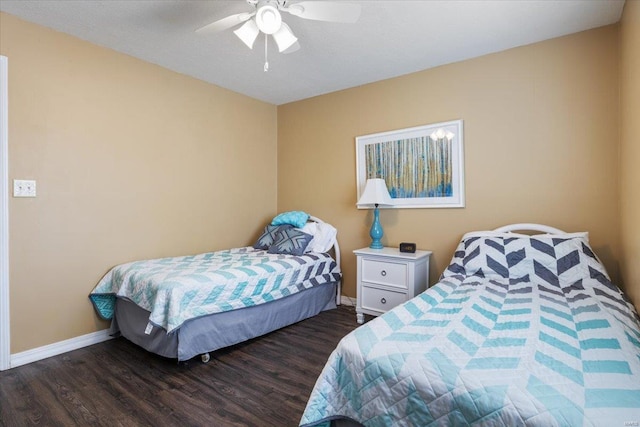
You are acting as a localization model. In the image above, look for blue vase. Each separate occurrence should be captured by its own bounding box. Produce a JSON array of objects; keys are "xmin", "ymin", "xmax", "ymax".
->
[{"xmin": 369, "ymin": 205, "xmax": 384, "ymax": 249}]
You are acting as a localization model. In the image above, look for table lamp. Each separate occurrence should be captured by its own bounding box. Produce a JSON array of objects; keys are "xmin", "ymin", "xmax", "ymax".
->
[{"xmin": 357, "ymin": 178, "xmax": 394, "ymax": 249}]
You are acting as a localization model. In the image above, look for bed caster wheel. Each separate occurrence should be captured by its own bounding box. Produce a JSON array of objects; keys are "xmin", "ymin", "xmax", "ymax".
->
[{"xmin": 201, "ymin": 353, "xmax": 210, "ymax": 363}]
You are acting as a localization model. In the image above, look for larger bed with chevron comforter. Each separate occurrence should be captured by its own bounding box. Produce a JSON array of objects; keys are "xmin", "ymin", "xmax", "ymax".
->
[{"xmin": 300, "ymin": 227, "xmax": 640, "ymax": 426}]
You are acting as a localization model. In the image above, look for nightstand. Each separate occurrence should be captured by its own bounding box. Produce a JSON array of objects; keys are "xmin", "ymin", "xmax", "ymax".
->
[{"xmin": 353, "ymin": 247, "xmax": 431, "ymax": 324}]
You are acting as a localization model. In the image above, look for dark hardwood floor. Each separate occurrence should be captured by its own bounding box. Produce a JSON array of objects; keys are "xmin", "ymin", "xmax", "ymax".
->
[{"xmin": 0, "ymin": 305, "xmax": 362, "ymax": 427}]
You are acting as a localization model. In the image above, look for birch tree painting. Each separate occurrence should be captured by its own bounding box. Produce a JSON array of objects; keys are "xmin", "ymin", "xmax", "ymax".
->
[
  {"xmin": 356, "ymin": 120, "xmax": 464, "ymax": 208},
  {"xmin": 365, "ymin": 136, "xmax": 453, "ymax": 198}
]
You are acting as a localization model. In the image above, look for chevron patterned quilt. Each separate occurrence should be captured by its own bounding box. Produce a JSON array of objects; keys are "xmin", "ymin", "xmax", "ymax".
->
[
  {"xmin": 89, "ymin": 247, "xmax": 340, "ymax": 332},
  {"xmin": 300, "ymin": 232, "xmax": 640, "ymax": 427}
]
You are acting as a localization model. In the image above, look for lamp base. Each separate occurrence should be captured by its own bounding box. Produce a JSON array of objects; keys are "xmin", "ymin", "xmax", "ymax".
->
[{"xmin": 369, "ymin": 205, "xmax": 384, "ymax": 249}]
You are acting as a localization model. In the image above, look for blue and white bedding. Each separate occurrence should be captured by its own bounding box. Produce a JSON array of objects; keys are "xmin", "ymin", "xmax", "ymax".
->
[
  {"xmin": 90, "ymin": 247, "xmax": 340, "ymax": 333},
  {"xmin": 301, "ymin": 232, "xmax": 640, "ymax": 426}
]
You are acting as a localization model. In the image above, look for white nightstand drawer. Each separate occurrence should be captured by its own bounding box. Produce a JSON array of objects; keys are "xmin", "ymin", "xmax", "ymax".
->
[
  {"xmin": 354, "ymin": 247, "xmax": 432, "ymax": 324},
  {"xmin": 361, "ymin": 259, "xmax": 407, "ymax": 289},
  {"xmin": 361, "ymin": 286, "xmax": 406, "ymax": 313}
]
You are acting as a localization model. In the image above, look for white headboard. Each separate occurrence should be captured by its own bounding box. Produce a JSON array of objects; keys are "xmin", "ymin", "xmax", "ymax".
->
[{"xmin": 493, "ymin": 223, "xmax": 566, "ymax": 234}]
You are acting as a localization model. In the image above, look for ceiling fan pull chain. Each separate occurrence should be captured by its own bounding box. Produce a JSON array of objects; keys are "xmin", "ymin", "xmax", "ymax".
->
[{"xmin": 264, "ymin": 34, "xmax": 269, "ymax": 72}]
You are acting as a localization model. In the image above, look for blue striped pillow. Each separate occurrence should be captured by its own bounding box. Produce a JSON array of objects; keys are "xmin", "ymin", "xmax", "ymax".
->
[
  {"xmin": 253, "ymin": 224, "xmax": 293, "ymax": 250},
  {"xmin": 267, "ymin": 228, "xmax": 313, "ymax": 256}
]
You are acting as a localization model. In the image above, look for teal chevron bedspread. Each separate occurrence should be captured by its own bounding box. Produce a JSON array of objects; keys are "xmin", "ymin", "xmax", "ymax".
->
[
  {"xmin": 300, "ymin": 233, "xmax": 640, "ymax": 427},
  {"xmin": 89, "ymin": 247, "xmax": 339, "ymax": 332}
]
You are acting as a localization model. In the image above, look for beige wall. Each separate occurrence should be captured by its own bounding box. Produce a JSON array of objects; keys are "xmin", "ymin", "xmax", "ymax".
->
[
  {"xmin": 1, "ymin": 13, "xmax": 278, "ymax": 353},
  {"xmin": 278, "ymin": 26, "xmax": 621, "ymax": 300},
  {"xmin": 620, "ymin": 0, "xmax": 640, "ymax": 310}
]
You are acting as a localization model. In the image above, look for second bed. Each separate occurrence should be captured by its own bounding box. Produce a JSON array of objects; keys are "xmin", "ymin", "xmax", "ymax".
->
[{"xmin": 90, "ymin": 215, "xmax": 341, "ymax": 362}]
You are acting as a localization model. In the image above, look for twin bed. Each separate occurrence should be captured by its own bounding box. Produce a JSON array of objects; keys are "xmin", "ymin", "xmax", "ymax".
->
[
  {"xmin": 90, "ymin": 214, "xmax": 341, "ymax": 362},
  {"xmin": 300, "ymin": 224, "xmax": 640, "ymax": 426}
]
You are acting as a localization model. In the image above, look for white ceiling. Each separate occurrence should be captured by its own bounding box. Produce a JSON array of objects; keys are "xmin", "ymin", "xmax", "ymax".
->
[{"xmin": 0, "ymin": 0, "xmax": 625, "ymax": 105}]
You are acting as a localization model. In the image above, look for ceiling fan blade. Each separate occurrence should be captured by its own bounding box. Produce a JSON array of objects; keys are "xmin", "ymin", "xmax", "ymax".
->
[
  {"xmin": 195, "ymin": 12, "xmax": 255, "ymax": 34},
  {"xmin": 283, "ymin": 1, "xmax": 361, "ymax": 23},
  {"xmin": 272, "ymin": 23, "xmax": 298, "ymax": 53}
]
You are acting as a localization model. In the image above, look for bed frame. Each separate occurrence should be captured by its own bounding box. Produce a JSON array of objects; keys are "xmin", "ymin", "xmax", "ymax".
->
[
  {"xmin": 493, "ymin": 223, "xmax": 565, "ymax": 234},
  {"xmin": 309, "ymin": 215, "xmax": 342, "ymax": 305},
  {"xmin": 109, "ymin": 215, "xmax": 342, "ymax": 362}
]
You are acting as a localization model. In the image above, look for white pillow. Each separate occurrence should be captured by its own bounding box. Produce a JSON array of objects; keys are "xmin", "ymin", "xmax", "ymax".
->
[
  {"xmin": 300, "ymin": 222, "xmax": 337, "ymax": 253},
  {"xmin": 300, "ymin": 222, "xmax": 317, "ymax": 252},
  {"xmin": 536, "ymin": 231, "xmax": 589, "ymax": 243}
]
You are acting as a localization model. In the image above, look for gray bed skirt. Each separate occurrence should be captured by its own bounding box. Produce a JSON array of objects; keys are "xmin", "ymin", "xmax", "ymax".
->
[{"xmin": 109, "ymin": 282, "xmax": 338, "ymax": 361}]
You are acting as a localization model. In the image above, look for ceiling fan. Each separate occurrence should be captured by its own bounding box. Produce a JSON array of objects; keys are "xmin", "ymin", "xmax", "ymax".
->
[{"xmin": 196, "ymin": 0, "xmax": 361, "ymax": 70}]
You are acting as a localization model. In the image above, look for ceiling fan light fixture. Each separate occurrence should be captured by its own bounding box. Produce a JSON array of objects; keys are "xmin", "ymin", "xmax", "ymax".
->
[
  {"xmin": 197, "ymin": 0, "xmax": 362, "ymax": 70},
  {"xmin": 233, "ymin": 19, "xmax": 260, "ymax": 49},
  {"xmin": 255, "ymin": 4, "xmax": 282, "ymax": 34},
  {"xmin": 272, "ymin": 23, "xmax": 298, "ymax": 53}
]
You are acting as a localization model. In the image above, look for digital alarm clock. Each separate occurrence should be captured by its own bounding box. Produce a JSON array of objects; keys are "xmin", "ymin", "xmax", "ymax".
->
[{"xmin": 399, "ymin": 242, "xmax": 416, "ymax": 253}]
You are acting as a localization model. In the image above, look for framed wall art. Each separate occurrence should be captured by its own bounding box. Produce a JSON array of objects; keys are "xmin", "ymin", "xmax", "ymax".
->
[{"xmin": 356, "ymin": 119, "xmax": 464, "ymax": 208}]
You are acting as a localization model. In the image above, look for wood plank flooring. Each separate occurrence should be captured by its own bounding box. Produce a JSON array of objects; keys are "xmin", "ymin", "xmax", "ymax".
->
[{"xmin": 0, "ymin": 305, "xmax": 362, "ymax": 427}]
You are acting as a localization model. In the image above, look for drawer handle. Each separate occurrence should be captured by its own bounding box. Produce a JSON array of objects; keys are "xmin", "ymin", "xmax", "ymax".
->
[
  {"xmin": 380, "ymin": 298, "xmax": 387, "ymax": 304},
  {"xmin": 380, "ymin": 270, "xmax": 387, "ymax": 277}
]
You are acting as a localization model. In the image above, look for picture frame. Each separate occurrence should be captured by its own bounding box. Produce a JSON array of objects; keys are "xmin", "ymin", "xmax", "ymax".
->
[{"xmin": 356, "ymin": 119, "xmax": 464, "ymax": 209}]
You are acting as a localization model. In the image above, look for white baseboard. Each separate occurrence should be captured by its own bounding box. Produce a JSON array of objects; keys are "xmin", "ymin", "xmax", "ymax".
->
[
  {"xmin": 10, "ymin": 329, "xmax": 113, "ymax": 369},
  {"xmin": 340, "ymin": 295, "xmax": 356, "ymax": 306}
]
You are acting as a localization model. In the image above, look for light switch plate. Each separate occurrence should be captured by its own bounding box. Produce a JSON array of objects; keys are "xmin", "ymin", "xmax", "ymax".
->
[{"xmin": 13, "ymin": 179, "xmax": 36, "ymax": 197}]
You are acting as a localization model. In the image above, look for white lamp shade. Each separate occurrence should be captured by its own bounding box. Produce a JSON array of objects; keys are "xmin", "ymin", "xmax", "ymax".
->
[
  {"xmin": 357, "ymin": 179, "xmax": 394, "ymax": 207},
  {"xmin": 281, "ymin": 40, "xmax": 301, "ymax": 54},
  {"xmin": 234, "ymin": 19, "xmax": 260, "ymax": 49},
  {"xmin": 273, "ymin": 23, "xmax": 298, "ymax": 53}
]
